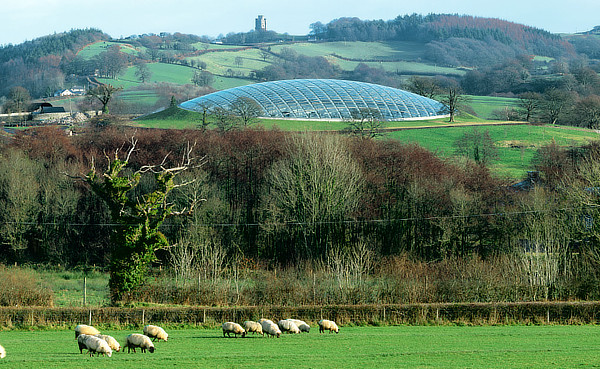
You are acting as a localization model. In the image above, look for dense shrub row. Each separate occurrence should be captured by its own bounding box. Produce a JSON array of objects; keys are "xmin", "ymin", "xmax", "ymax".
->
[
  {"xmin": 2, "ymin": 302, "xmax": 600, "ymax": 328},
  {"xmin": 0, "ymin": 266, "xmax": 53, "ymax": 307}
]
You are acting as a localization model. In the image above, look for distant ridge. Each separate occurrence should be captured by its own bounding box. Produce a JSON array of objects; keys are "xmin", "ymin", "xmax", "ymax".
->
[
  {"xmin": 580, "ymin": 25, "xmax": 600, "ymax": 35},
  {"xmin": 310, "ymin": 14, "xmax": 574, "ymax": 67}
]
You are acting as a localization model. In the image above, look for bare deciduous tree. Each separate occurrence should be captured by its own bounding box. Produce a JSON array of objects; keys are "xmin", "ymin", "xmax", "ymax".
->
[
  {"xmin": 440, "ymin": 86, "xmax": 468, "ymax": 122},
  {"xmin": 343, "ymin": 108, "xmax": 386, "ymax": 138},
  {"xmin": 405, "ymin": 76, "xmax": 440, "ymax": 99},
  {"xmin": 87, "ymin": 84, "xmax": 122, "ymax": 114},
  {"xmin": 454, "ymin": 128, "xmax": 499, "ymax": 166},
  {"xmin": 517, "ymin": 92, "xmax": 542, "ymax": 122},
  {"xmin": 542, "ymin": 88, "xmax": 573, "ymax": 125},
  {"xmin": 229, "ymin": 96, "xmax": 263, "ymax": 127},
  {"xmin": 134, "ymin": 61, "xmax": 152, "ymax": 83},
  {"xmin": 518, "ymin": 188, "xmax": 570, "ymax": 300},
  {"xmin": 263, "ymin": 134, "xmax": 364, "ymax": 259}
]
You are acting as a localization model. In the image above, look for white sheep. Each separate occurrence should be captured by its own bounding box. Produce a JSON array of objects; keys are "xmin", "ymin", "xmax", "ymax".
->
[
  {"xmin": 75, "ymin": 324, "xmax": 100, "ymax": 338},
  {"xmin": 318, "ymin": 319, "xmax": 339, "ymax": 334},
  {"xmin": 95, "ymin": 334, "xmax": 121, "ymax": 352},
  {"xmin": 286, "ymin": 319, "xmax": 310, "ymax": 333},
  {"xmin": 278, "ymin": 319, "xmax": 300, "ymax": 334},
  {"xmin": 222, "ymin": 322, "xmax": 246, "ymax": 338},
  {"xmin": 80, "ymin": 334, "xmax": 112, "ymax": 357},
  {"xmin": 0, "ymin": 344, "xmax": 5, "ymax": 359},
  {"xmin": 143, "ymin": 324, "xmax": 168, "ymax": 342},
  {"xmin": 243, "ymin": 321, "xmax": 264, "ymax": 336},
  {"xmin": 125, "ymin": 333, "xmax": 155, "ymax": 353},
  {"xmin": 260, "ymin": 319, "xmax": 281, "ymax": 338},
  {"xmin": 77, "ymin": 334, "xmax": 89, "ymax": 354}
]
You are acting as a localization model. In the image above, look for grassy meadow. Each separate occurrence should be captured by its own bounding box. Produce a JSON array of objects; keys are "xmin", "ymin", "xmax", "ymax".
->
[
  {"xmin": 188, "ymin": 48, "xmax": 271, "ymax": 76},
  {"xmin": 77, "ymin": 41, "xmax": 143, "ymax": 59},
  {"xmin": 467, "ymin": 95, "xmax": 520, "ymax": 119},
  {"xmin": 0, "ymin": 325, "xmax": 598, "ymax": 368},
  {"xmin": 389, "ymin": 123, "xmax": 599, "ymax": 178},
  {"xmin": 268, "ymin": 41, "xmax": 426, "ymax": 60},
  {"xmin": 268, "ymin": 41, "xmax": 465, "ymax": 76},
  {"xmin": 34, "ymin": 268, "xmax": 109, "ymax": 307}
]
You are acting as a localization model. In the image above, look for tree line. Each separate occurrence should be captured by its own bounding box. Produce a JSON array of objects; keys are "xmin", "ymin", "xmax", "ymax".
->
[{"xmin": 3, "ymin": 125, "xmax": 600, "ymax": 301}]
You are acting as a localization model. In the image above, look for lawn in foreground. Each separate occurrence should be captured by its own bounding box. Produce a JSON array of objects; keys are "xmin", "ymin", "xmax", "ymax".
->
[{"xmin": 0, "ymin": 325, "xmax": 599, "ymax": 368}]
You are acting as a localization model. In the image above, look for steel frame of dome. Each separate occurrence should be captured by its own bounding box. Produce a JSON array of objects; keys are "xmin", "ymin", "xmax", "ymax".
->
[{"xmin": 180, "ymin": 79, "xmax": 448, "ymax": 121}]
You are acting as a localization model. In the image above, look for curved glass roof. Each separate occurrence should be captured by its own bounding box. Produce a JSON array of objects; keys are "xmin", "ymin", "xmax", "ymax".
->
[{"xmin": 180, "ymin": 79, "xmax": 447, "ymax": 121}]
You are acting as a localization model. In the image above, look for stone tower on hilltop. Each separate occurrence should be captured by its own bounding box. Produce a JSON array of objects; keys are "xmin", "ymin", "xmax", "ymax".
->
[{"xmin": 255, "ymin": 15, "xmax": 267, "ymax": 31}]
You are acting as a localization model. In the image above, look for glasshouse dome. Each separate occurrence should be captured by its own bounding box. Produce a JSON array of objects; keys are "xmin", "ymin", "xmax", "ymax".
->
[{"xmin": 180, "ymin": 79, "xmax": 448, "ymax": 121}]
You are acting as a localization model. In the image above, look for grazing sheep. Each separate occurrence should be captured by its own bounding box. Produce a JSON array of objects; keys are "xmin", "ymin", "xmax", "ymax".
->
[
  {"xmin": 278, "ymin": 320, "xmax": 300, "ymax": 334},
  {"xmin": 222, "ymin": 322, "xmax": 246, "ymax": 338},
  {"xmin": 80, "ymin": 334, "xmax": 112, "ymax": 357},
  {"xmin": 243, "ymin": 321, "xmax": 264, "ymax": 336},
  {"xmin": 286, "ymin": 319, "xmax": 310, "ymax": 333},
  {"xmin": 318, "ymin": 319, "xmax": 339, "ymax": 334},
  {"xmin": 125, "ymin": 333, "xmax": 155, "ymax": 353},
  {"xmin": 95, "ymin": 334, "xmax": 121, "ymax": 352},
  {"xmin": 143, "ymin": 324, "xmax": 168, "ymax": 342},
  {"xmin": 0, "ymin": 344, "xmax": 6, "ymax": 359},
  {"xmin": 260, "ymin": 319, "xmax": 281, "ymax": 338},
  {"xmin": 77, "ymin": 334, "xmax": 90, "ymax": 354},
  {"xmin": 75, "ymin": 324, "xmax": 100, "ymax": 338}
]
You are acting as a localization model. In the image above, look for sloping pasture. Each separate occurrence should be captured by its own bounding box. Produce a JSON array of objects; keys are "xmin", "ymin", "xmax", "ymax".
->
[
  {"xmin": 388, "ymin": 123, "xmax": 600, "ymax": 178},
  {"xmin": 76, "ymin": 41, "xmax": 143, "ymax": 58}
]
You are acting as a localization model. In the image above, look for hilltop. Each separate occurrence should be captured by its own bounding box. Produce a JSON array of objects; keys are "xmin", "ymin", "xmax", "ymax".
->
[{"xmin": 0, "ymin": 14, "xmax": 588, "ymax": 103}]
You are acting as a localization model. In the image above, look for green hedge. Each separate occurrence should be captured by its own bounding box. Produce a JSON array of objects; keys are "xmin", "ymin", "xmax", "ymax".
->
[{"xmin": 1, "ymin": 302, "xmax": 600, "ymax": 328}]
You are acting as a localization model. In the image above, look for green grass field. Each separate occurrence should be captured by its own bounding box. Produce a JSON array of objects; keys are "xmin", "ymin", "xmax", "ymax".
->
[
  {"xmin": 269, "ymin": 41, "xmax": 426, "ymax": 61},
  {"xmin": 35, "ymin": 269, "xmax": 109, "ymax": 307},
  {"xmin": 188, "ymin": 48, "xmax": 271, "ymax": 76},
  {"xmin": 0, "ymin": 325, "xmax": 599, "ymax": 368},
  {"xmin": 466, "ymin": 95, "xmax": 520, "ymax": 119},
  {"xmin": 191, "ymin": 42, "xmax": 248, "ymax": 51},
  {"xmin": 268, "ymin": 41, "xmax": 465, "ymax": 76},
  {"xmin": 388, "ymin": 123, "xmax": 600, "ymax": 178},
  {"xmin": 77, "ymin": 41, "xmax": 143, "ymax": 59},
  {"xmin": 133, "ymin": 112, "xmax": 458, "ymax": 131}
]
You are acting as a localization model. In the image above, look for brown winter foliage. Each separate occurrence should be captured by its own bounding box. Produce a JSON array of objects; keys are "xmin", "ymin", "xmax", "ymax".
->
[{"xmin": 1, "ymin": 126, "xmax": 600, "ymax": 305}]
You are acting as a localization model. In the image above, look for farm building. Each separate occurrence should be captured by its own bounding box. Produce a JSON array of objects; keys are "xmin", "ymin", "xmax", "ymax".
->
[
  {"xmin": 180, "ymin": 79, "xmax": 448, "ymax": 121},
  {"xmin": 31, "ymin": 103, "xmax": 66, "ymax": 114},
  {"xmin": 53, "ymin": 87, "xmax": 85, "ymax": 97}
]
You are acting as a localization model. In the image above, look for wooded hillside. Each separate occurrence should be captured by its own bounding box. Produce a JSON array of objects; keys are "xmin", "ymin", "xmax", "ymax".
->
[{"xmin": 311, "ymin": 14, "xmax": 574, "ymax": 67}]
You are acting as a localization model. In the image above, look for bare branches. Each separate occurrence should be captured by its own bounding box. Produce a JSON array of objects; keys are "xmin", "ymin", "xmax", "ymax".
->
[
  {"xmin": 124, "ymin": 137, "xmax": 137, "ymax": 164},
  {"xmin": 71, "ymin": 136, "xmax": 206, "ymax": 302},
  {"xmin": 137, "ymin": 142, "xmax": 204, "ymax": 176}
]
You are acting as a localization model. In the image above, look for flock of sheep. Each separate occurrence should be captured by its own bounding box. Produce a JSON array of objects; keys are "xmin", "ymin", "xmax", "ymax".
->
[
  {"xmin": 74, "ymin": 323, "xmax": 168, "ymax": 357},
  {"xmin": 223, "ymin": 319, "xmax": 339, "ymax": 338},
  {"xmin": 0, "ymin": 318, "xmax": 339, "ymax": 359}
]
